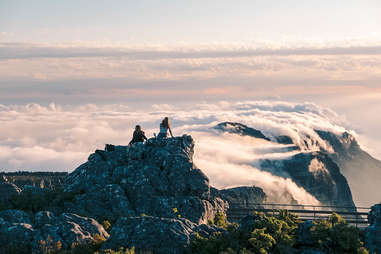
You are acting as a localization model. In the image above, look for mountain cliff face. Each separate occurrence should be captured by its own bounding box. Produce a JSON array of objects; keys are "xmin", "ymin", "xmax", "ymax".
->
[
  {"xmin": 214, "ymin": 121, "xmax": 367, "ymax": 208},
  {"xmin": 315, "ymin": 130, "xmax": 381, "ymax": 206}
]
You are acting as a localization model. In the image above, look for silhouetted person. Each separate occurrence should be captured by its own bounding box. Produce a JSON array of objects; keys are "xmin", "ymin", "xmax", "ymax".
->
[
  {"xmin": 129, "ymin": 125, "xmax": 148, "ymax": 145},
  {"xmin": 158, "ymin": 117, "xmax": 173, "ymax": 139}
]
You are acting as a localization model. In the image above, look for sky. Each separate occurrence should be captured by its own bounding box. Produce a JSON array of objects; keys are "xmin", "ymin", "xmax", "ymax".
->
[{"xmin": 0, "ymin": 0, "xmax": 381, "ymax": 199}]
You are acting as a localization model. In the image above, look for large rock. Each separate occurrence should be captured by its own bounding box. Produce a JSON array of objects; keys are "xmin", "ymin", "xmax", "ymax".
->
[
  {"xmin": 0, "ymin": 209, "xmax": 109, "ymax": 253},
  {"xmin": 366, "ymin": 204, "xmax": 381, "ymax": 254},
  {"xmin": 102, "ymin": 216, "xmax": 223, "ymax": 254},
  {"xmin": 64, "ymin": 135, "xmax": 228, "ymax": 224}
]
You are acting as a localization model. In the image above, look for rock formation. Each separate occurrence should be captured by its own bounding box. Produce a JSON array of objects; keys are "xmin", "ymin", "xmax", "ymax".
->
[
  {"xmin": 63, "ymin": 135, "xmax": 228, "ymax": 224},
  {"xmin": 0, "ymin": 209, "xmax": 109, "ymax": 253},
  {"xmin": 102, "ymin": 216, "xmax": 223, "ymax": 254}
]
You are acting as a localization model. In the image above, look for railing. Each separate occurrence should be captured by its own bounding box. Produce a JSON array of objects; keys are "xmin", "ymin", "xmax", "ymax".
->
[{"xmin": 227, "ymin": 203, "xmax": 371, "ymax": 228}]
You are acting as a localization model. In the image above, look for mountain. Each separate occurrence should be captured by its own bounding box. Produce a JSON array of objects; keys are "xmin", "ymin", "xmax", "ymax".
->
[
  {"xmin": 315, "ymin": 130, "xmax": 381, "ymax": 206},
  {"xmin": 213, "ymin": 121, "xmax": 381, "ymax": 208}
]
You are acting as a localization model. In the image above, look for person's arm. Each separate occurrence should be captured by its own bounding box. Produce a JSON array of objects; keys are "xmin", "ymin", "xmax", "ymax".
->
[{"xmin": 142, "ymin": 131, "xmax": 148, "ymax": 141}]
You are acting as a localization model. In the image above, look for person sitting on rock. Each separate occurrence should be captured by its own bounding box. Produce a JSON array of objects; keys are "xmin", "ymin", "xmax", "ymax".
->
[
  {"xmin": 129, "ymin": 125, "xmax": 148, "ymax": 145},
  {"xmin": 158, "ymin": 117, "xmax": 174, "ymax": 139}
]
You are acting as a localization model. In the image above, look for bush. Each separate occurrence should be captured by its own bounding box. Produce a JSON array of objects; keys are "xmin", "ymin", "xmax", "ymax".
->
[
  {"xmin": 310, "ymin": 213, "xmax": 368, "ymax": 254},
  {"xmin": 190, "ymin": 210, "xmax": 369, "ymax": 254}
]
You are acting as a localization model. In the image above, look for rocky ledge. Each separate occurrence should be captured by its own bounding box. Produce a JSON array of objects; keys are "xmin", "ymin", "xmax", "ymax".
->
[{"xmin": 63, "ymin": 135, "xmax": 228, "ymax": 224}]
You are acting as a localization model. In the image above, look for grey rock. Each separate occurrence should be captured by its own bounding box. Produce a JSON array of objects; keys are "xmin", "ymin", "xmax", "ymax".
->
[
  {"xmin": 366, "ymin": 204, "xmax": 381, "ymax": 254},
  {"xmin": 0, "ymin": 209, "xmax": 31, "ymax": 224},
  {"xmin": 102, "ymin": 216, "xmax": 223, "ymax": 254},
  {"xmin": 64, "ymin": 135, "xmax": 228, "ymax": 224},
  {"xmin": 0, "ymin": 209, "xmax": 109, "ymax": 252}
]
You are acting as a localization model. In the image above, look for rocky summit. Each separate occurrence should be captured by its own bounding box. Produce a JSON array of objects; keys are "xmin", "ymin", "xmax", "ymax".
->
[{"xmin": 63, "ymin": 135, "xmax": 228, "ymax": 224}]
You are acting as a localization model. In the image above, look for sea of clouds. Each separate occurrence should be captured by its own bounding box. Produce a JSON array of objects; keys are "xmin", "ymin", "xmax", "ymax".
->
[{"xmin": 0, "ymin": 100, "xmax": 371, "ymax": 205}]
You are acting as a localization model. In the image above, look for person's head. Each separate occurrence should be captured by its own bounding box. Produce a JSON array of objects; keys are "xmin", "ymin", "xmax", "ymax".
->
[
  {"xmin": 135, "ymin": 125, "xmax": 141, "ymax": 131},
  {"xmin": 162, "ymin": 117, "xmax": 170, "ymax": 127}
]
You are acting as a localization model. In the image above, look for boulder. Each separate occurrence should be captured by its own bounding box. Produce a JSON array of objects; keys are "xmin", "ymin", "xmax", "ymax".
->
[
  {"xmin": 0, "ymin": 209, "xmax": 109, "ymax": 252},
  {"xmin": 64, "ymin": 135, "xmax": 228, "ymax": 224},
  {"xmin": 102, "ymin": 216, "xmax": 223, "ymax": 254},
  {"xmin": 365, "ymin": 204, "xmax": 381, "ymax": 254},
  {"xmin": 0, "ymin": 209, "xmax": 31, "ymax": 224}
]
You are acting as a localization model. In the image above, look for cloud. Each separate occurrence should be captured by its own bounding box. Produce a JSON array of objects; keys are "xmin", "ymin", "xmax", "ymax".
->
[
  {"xmin": 0, "ymin": 100, "xmax": 364, "ymax": 205},
  {"xmin": 1, "ymin": 42, "xmax": 381, "ymax": 60}
]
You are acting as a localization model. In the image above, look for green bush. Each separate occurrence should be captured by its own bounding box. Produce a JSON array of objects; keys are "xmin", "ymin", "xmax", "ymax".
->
[
  {"xmin": 310, "ymin": 213, "xmax": 368, "ymax": 254},
  {"xmin": 190, "ymin": 210, "xmax": 369, "ymax": 254}
]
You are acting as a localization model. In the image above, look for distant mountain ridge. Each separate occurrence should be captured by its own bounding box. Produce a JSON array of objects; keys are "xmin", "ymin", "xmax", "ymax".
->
[{"xmin": 214, "ymin": 121, "xmax": 381, "ymax": 208}]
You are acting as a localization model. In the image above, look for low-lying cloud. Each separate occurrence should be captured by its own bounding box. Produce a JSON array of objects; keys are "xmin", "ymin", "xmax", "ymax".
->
[{"xmin": 1, "ymin": 100, "xmax": 368, "ymax": 205}]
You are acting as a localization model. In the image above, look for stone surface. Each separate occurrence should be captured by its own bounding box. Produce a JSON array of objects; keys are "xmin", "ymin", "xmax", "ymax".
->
[
  {"xmin": 102, "ymin": 216, "xmax": 223, "ymax": 254},
  {"xmin": 0, "ymin": 209, "xmax": 109, "ymax": 252},
  {"xmin": 64, "ymin": 135, "xmax": 228, "ymax": 224},
  {"xmin": 366, "ymin": 204, "xmax": 381, "ymax": 254}
]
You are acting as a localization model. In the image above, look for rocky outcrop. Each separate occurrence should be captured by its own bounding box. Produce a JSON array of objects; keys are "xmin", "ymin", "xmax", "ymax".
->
[
  {"xmin": 365, "ymin": 204, "xmax": 381, "ymax": 254},
  {"xmin": 63, "ymin": 135, "xmax": 228, "ymax": 224},
  {"xmin": 102, "ymin": 216, "xmax": 223, "ymax": 254},
  {"xmin": 0, "ymin": 209, "xmax": 109, "ymax": 253}
]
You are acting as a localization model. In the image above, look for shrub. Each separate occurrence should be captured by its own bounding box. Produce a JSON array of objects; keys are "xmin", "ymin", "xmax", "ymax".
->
[
  {"xmin": 310, "ymin": 213, "xmax": 368, "ymax": 254},
  {"xmin": 190, "ymin": 210, "xmax": 369, "ymax": 254}
]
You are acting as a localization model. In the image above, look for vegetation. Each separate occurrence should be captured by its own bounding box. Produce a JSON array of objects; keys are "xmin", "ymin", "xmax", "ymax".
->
[
  {"xmin": 190, "ymin": 210, "xmax": 369, "ymax": 254},
  {"xmin": 309, "ymin": 213, "xmax": 369, "ymax": 254}
]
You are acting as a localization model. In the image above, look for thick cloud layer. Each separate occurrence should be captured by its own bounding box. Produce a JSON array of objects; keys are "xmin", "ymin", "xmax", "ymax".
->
[{"xmin": 2, "ymin": 100, "xmax": 365, "ymax": 205}]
